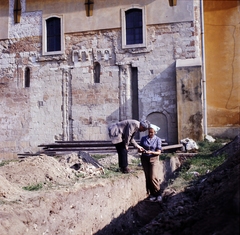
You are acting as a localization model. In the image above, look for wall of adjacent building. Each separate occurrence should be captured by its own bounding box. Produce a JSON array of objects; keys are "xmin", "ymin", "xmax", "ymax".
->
[
  {"xmin": 204, "ymin": 0, "xmax": 240, "ymax": 138},
  {"xmin": 176, "ymin": 58, "xmax": 203, "ymax": 142}
]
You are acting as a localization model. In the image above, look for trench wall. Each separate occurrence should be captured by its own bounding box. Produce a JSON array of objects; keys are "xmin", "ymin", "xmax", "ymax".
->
[
  {"xmin": 0, "ymin": 156, "xmax": 180, "ymax": 235},
  {"xmin": 0, "ymin": 172, "xmax": 146, "ymax": 235}
]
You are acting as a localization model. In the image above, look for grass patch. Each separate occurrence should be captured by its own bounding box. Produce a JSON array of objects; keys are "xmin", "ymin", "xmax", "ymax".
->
[
  {"xmin": 91, "ymin": 154, "xmax": 111, "ymax": 160},
  {"xmin": 168, "ymin": 138, "xmax": 229, "ymax": 190},
  {"xmin": 0, "ymin": 159, "xmax": 18, "ymax": 167},
  {"xmin": 99, "ymin": 168, "xmax": 120, "ymax": 178},
  {"xmin": 179, "ymin": 154, "xmax": 226, "ymax": 181},
  {"xmin": 160, "ymin": 153, "xmax": 173, "ymax": 161},
  {"xmin": 22, "ymin": 183, "xmax": 43, "ymax": 191},
  {"xmin": 198, "ymin": 138, "xmax": 230, "ymax": 154}
]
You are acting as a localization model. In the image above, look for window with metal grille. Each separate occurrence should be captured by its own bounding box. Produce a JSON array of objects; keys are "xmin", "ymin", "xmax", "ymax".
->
[
  {"xmin": 46, "ymin": 17, "xmax": 61, "ymax": 52},
  {"xmin": 126, "ymin": 9, "xmax": 143, "ymax": 45},
  {"xmin": 121, "ymin": 6, "xmax": 146, "ymax": 49}
]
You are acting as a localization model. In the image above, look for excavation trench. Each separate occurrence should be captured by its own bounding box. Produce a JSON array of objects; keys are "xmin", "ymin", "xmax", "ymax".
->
[
  {"xmin": 93, "ymin": 157, "xmax": 179, "ymax": 235},
  {"xmin": 0, "ymin": 155, "xmax": 180, "ymax": 235},
  {"xmin": 1, "ymin": 137, "xmax": 239, "ymax": 235}
]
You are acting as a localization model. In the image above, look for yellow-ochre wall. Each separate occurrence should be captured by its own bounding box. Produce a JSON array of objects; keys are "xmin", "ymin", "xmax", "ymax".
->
[
  {"xmin": 204, "ymin": 0, "xmax": 240, "ymax": 137},
  {"xmin": 0, "ymin": 0, "xmax": 9, "ymax": 39}
]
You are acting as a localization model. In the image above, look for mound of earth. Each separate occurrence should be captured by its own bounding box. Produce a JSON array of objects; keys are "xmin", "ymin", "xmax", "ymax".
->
[{"xmin": 0, "ymin": 136, "xmax": 239, "ymax": 235}]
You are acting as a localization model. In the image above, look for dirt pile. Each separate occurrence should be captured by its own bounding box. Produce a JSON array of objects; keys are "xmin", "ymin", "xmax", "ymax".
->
[
  {"xmin": 0, "ymin": 152, "xmax": 104, "ymax": 200},
  {"xmin": 0, "ymin": 137, "xmax": 239, "ymax": 235}
]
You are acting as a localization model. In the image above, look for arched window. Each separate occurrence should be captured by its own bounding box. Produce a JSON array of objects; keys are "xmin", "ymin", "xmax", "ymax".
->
[
  {"xmin": 46, "ymin": 17, "xmax": 61, "ymax": 52},
  {"xmin": 94, "ymin": 62, "xmax": 100, "ymax": 83},
  {"xmin": 121, "ymin": 6, "xmax": 146, "ymax": 49},
  {"xmin": 43, "ymin": 16, "xmax": 64, "ymax": 55},
  {"xmin": 24, "ymin": 67, "xmax": 30, "ymax": 88}
]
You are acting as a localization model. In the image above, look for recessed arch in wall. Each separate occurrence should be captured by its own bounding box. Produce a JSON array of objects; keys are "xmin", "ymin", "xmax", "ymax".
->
[{"xmin": 147, "ymin": 112, "xmax": 168, "ymax": 141}]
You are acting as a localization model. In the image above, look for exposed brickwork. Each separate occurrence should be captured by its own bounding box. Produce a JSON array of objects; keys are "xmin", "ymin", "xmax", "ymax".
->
[{"xmin": 0, "ymin": 0, "xmax": 201, "ymax": 158}]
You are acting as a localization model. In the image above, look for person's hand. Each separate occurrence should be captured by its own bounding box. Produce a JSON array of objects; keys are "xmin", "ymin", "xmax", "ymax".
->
[{"xmin": 138, "ymin": 146, "xmax": 145, "ymax": 152}]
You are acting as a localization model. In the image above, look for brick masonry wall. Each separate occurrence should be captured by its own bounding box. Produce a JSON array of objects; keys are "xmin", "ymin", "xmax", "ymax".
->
[{"xmin": 0, "ymin": 0, "xmax": 199, "ymax": 158}]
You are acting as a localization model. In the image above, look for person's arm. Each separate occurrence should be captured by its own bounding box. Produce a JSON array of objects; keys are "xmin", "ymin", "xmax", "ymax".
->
[
  {"xmin": 138, "ymin": 137, "xmax": 145, "ymax": 153},
  {"xmin": 146, "ymin": 149, "xmax": 161, "ymax": 155},
  {"xmin": 124, "ymin": 122, "xmax": 142, "ymax": 149}
]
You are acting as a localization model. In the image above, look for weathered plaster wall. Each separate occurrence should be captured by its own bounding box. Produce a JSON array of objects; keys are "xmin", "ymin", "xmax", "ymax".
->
[
  {"xmin": 204, "ymin": 0, "xmax": 240, "ymax": 138},
  {"xmin": 176, "ymin": 58, "xmax": 203, "ymax": 142},
  {"xmin": 0, "ymin": 0, "xmax": 9, "ymax": 39},
  {"xmin": 25, "ymin": 0, "xmax": 194, "ymax": 33}
]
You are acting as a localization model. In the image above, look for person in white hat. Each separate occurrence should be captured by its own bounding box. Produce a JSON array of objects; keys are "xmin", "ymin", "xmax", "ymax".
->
[
  {"xmin": 108, "ymin": 119, "xmax": 150, "ymax": 173},
  {"xmin": 139, "ymin": 124, "xmax": 162, "ymax": 202}
]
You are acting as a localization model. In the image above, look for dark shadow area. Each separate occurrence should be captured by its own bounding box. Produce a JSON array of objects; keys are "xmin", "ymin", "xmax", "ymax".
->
[
  {"xmin": 95, "ymin": 136, "xmax": 240, "ymax": 235},
  {"xmin": 94, "ymin": 197, "xmax": 164, "ymax": 235},
  {"xmin": 107, "ymin": 62, "xmax": 178, "ymax": 145}
]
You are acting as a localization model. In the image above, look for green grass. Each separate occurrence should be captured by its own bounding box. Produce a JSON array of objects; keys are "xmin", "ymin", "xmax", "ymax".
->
[
  {"xmin": 198, "ymin": 138, "xmax": 230, "ymax": 154},
  {"xmin": 91, "ymin": 154, "xmax": 111, "ymax": 160},
  {"xmin": 22, "ymin": 183, "xmax": 43, "ymax": 191},
  {"xmin": 0, "ymin": 159, "xmax": 18, "ymax": 167},
  {"xmin": 168, "ymin": 138, "xmax": 229, "ymax": 190},
  {"xmin": 179, "ymin": 154, "xmax": 226, "ymax": 181},
  {"xmin": 160, "ymin": 153, "xmax": 174, "ymax": 161}
]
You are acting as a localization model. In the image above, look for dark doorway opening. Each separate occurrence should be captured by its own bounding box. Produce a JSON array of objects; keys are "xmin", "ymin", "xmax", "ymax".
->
[{"xmin": 131, "ymin": 67, "xmax": 139, "ymax": 138}]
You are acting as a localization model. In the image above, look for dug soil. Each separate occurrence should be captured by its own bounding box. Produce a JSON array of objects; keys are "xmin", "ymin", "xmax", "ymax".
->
[{"xmin": 0, "ymin": 136, "xmax": 239, "ymax": 235}]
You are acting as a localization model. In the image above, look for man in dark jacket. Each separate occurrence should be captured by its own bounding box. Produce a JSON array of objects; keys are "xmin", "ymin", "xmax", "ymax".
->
[{"xmin": 108, "ymin": 119, "xmax": 150, "ymax": 173}]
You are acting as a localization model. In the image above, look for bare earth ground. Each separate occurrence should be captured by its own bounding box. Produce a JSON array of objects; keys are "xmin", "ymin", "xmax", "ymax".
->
[{"xmin": 0, "ymin": 137, "xmax": 239, "ymax": 235}]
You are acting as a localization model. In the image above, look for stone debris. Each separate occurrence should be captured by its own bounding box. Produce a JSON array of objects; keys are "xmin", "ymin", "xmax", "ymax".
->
[
  {"xmin": 180, "ymin": 138, "xmax": 199, "ymax": 152},
  {"xmin": 205, "ymin": 134, "xmax": 216, "ymax": 142},
  {"xmin": 59, "ymin": 152, "xmax": 104, "ymax": 177}
]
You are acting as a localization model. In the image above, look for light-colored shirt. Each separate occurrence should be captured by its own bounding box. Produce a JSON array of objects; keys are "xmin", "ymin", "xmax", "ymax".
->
[{"xmin": 108, "ymin": 119, "xmax": 141, "ymax": 148}]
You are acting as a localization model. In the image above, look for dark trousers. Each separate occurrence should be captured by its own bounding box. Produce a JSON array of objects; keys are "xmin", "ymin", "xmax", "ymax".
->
[
  {"xmin": 114, "ymin": 142, "xmax": 128, "ymax": 169},
  {"xmin": 141, "ymin": 155, "xmax": 160, "ymax": 196}
]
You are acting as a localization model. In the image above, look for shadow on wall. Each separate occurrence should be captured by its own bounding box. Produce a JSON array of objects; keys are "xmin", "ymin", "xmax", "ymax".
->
[
  {"xmin": 94, "ymin": 196, "xmax": 163, "ymax": 235},
  {"xmin": 147, "ymin": 112, "xmax": 168, "ymax": 142},
  {"xmin": 106, "ymin": 63, "xmax": 178, "ymax": 144}
]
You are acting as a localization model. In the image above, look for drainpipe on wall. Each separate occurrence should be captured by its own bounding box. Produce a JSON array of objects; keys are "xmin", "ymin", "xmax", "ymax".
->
[{"xmin": 200, "ymin": 0, "xmax": 208, "ymax": 137}]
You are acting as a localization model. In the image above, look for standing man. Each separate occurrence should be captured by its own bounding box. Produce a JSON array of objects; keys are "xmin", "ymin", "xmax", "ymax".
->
[{"xmin": 108, "ymin": 119, "xmax": 150, "ymax": 173}]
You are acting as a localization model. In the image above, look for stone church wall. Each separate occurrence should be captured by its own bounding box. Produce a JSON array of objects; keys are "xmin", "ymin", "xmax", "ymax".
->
[{"xmin": 0, "ymin": 0, "xmax": 199, "ymax": 158}]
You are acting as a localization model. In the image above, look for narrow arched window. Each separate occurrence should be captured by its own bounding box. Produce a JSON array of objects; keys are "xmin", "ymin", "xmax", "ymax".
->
[
  {"xmin": 46, "ymin": 17, "xmax": 61, "ymax": 52},
  {"xmin": 94, "ymin": 62, "xmax": 100, "ymax": 83},
  {"xmin": 14, "ymin": 0, "xmax": 21, "ymax": 23},
  {"xmin": 43, "ymin": 15, "xmax": 64, "ymax": 55},
  {"xmin": 25, "ymin": 67, "xmax": 30, "ymax": 88}
]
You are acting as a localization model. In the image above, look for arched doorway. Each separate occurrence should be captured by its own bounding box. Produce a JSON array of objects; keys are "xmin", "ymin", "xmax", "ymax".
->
[{"xmin": 147, "ymin": 112, "xmax": 168, "ymax": 141}]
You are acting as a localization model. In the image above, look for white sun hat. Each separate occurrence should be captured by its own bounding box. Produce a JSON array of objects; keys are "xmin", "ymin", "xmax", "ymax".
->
[{"xmin": 150, "ymin": 124, "xmax": 160, "ymax": 133}]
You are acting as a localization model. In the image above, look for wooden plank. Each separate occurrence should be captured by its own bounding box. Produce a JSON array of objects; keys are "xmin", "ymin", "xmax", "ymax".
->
[{"xmin": 162, "ymin": 144, "xmax": 183, "ymax": 150}]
